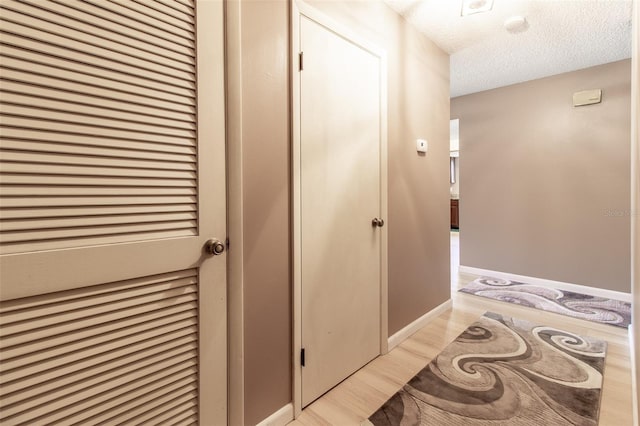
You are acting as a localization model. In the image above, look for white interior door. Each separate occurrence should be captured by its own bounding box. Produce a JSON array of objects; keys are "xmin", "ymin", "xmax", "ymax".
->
[
  {"xmin": 0, "ymin": 0, "xmax": 227, "ymax": 424},
  {"xmin": 299, "ymin": 14, "xmax": 385, "ymax": 407}
]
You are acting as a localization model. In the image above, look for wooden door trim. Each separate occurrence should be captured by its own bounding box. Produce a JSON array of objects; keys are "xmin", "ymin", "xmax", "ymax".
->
[
  {"xmin": 291, "ymin": 0, "xmax": 389, "ymax": 417},
  {"xmin": 225, "ymin": 0, "xmax": 245, "ymax": 424}
]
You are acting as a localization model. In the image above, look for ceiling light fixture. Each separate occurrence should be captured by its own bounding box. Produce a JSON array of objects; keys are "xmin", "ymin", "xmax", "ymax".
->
[
  {"xmin": 504, "ymin": 15, "xmax": 529, "ymax": 33},
  {"xmin": 461, "ymin": 0, "xmax": 494, "ymax": 17}
]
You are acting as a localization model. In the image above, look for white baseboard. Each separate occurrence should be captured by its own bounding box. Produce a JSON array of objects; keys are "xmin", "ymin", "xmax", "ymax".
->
[
  {"xmin": 458, "ymin": 265, "xmax": 632, "ymax": 303},
  {"xmin": 387, "ymin": 299, "xmax": 452, "ymax": 350},
  {"xmin": 256, "ymin": 403, "xmax": 293, "ymax": 426},
  {"xmin": 631, "ymin": 324, "xmax": 639, "ymax": 426}
]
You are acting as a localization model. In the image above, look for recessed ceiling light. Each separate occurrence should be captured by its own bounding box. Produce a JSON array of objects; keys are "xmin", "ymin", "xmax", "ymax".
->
[
  {"xmin": 504, "ymin": 16, "xmax": 529, "ymax": 33},
  {"xmin": 461, "ymin": 0, "xmax": 494, "ymax": 16}
]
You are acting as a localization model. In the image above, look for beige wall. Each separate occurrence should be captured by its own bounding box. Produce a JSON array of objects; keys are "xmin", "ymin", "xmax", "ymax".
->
[
  {"xmin": 236, "ymin": 1, "xmax": 450, "ymax": 423},
  {"xmin": 452, "ymin": 60, "xmax": 632, "ymax": 293},
  {"xmin": 237, "ymin": 2, "xmax": 291, "ymax": 425}
]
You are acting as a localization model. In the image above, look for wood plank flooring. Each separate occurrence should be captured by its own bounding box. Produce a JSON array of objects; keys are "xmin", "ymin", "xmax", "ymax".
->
[{"xmin": 289, "ymin": 231, "xmax": 634, "ymax": 425}]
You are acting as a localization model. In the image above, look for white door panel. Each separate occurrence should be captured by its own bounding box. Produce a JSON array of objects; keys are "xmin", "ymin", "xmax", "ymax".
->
[
  {"xmin": 0, "ymin": 0, "xmax": 226, "ymax": 424},
  {"xmin": 299, "ymin": 15, "xmax": 384, "ymax": 407}
]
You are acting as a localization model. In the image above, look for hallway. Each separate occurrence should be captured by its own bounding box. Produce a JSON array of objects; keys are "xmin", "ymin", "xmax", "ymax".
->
[{"xmin": 289, "ymin": 232, "xmax": 634, "ymax": 425}]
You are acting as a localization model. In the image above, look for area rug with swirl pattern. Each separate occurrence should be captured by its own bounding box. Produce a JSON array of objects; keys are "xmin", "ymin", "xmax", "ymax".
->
[
  {"xmin": 459, "ymin": 277, "xmax": 631, "ymax": 328},
  {"xmin": 366, "ymin": 312, "xmax": 606, "ymax": 426}
]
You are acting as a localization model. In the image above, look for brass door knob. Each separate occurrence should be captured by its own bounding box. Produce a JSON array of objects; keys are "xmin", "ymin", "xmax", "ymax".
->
[
  {"xmin": 371, "ymin": 218, "xmax": 384, "ymax": 227},
  {"xmin": 205, "ymin": 239, "xmax": 225, "ymax": 255}
]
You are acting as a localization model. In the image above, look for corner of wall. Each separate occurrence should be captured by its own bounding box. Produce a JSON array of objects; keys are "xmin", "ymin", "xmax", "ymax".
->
[{"xmin": 631, "ymin": 0, "xmax": 639, "ymax": 423}]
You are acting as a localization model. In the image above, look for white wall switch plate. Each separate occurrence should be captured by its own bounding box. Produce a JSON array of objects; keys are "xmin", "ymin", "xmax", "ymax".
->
[{"xmin": 417, "ymin": 139, "xmax": 428, "ymax": 153}]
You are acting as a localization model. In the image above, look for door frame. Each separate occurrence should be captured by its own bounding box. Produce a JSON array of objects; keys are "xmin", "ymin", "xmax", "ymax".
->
[
  {"xmin": 225, "ymin": 0, "xmax": 245, "ymax": 424},
  {"xmin": 291, "ymin": 0, "xmax": 389, "ymax": 416}
]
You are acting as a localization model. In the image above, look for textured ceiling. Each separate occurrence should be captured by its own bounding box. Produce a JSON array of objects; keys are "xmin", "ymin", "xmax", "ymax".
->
[{"xmin": 384, "ymin": 0, "xmax": 633, "ymax": 97}]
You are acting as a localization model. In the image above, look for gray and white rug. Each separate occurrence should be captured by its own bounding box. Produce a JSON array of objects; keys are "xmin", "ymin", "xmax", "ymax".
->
[
  {"xmin": 459, "ymin": 277, "xmax": 631, "ymax": 328},
  {"xmin": 367, "ymin": 312, "xmax": 607, "ymax": 425}
]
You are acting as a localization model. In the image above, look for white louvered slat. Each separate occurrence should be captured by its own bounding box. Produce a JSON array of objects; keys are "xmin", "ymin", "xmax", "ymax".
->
[
  {"xmin": 0, "ymin": 19, "xmax": 195, "ymax": 83},
  {"xmin": 137, "ymin": 0, "xmax": 195, "ymax": 24},
  {"xmin": 0, "ymin": 80, "xmax": 196, "ymax": 122},
  {"xmin": 1, "ymin": 160, "xmax": 195, "ymax": 177},
  {"xmin": 0, "ymin": 32, "xmax": 193, "ymax": 93},
  {"xmin": 0, "ymin": 335, "xmax": 198, "ymax": 411},
  {"xmin": 0, "ymin": 211, "xmax": 197, "ymax": 231},
  {"xmin": 0, "ymin": 204, "xmax": 196, "ymax": 220},
  {"xmin": 83, "ymin": 0, "xmax": 195, "ymax": 41},
  {"xmin": 1, "ymin": 126, "xmax": 197, "ymax": 155},
  {"xmin": 0, "ymin": 269, "xmax": 199, "ymax": 424},
  {"xmin": 1, "ymin": 214, "xmax": 197, "ymax": 245},
  {"xmin": 171, "ymin": 0, "xmax": 197, "ymax": 10},
  {"xmin": 0, "ymin": 309, "xmax": 197, "ymax": 373},
  {"xmin": 0, "ymin": 6, "xmax": 195, "ymax": 72},
  {"xmin": 0, "ymin": 36, "xmax": 194, "ymax": 96},
  {"xmin": 1, "ymin": 302, "xmax": 197, "ymax": 360},
  {"xmin": 137, "ymin": 399, "xmax": 197, "ymax": 425},
  {"xmin": 1, "ymin": 286, "xmax": 197, "ymax": 338},
  {"xmin": 0, "ymin": 139, "xmax": 196, "ymax": 163},
  {"xmin": 2, "ymin": 344, "xmax": 197, "ymax": 413},
  {"xmin": 18, "ymin": 0, "xmax": 195, "ymax": 56},
  {"xmin": 99, "ymin": 396, "xmax": 198, "ymax": 426},
  {"xmin": 5, "ymin": 0, "xmax": 195, "ymax": 64},
  {"xmin": 172, "ymin": 410, "xmax": 200, "ymax": 426},
  {"xmin": 0, "ymin": 174, "xmax": 195, "ymax": 187},
  {"xmin": 0, "ymin": 151, "xmax": 196, "ymax": 170},
  {"xmin": 153, "ymin": 0, "xmax": 195, "ymax": 17},
  {"xmin": 172, "ymin": 415, "xmax": 199, "ymax": 426},
  {"xmin": 1, "ymin": 45, "xmax": 195, "ymax": 101},
  {"xmin": 1, "ymin": 55, "xmax": 196, "ymax": 105},
  {"xmin": 1, "ymin": 348, "xmax": 198, "ymax": 417},
  {"xmin": 110, "ymin": 0, "xmax": 195, "ymax": 32},
  {"xmin": 0, "ymin": 67, "xmax": 194, "ymax": 112},
  {"xmin": 7, "ymin": 369, "xmax": 197, "ymax": 425},
  {"xmin": 0, "ymin": 186, "xmax": 196, "ymax": 197},
  {"xmin": 0, "ymin": 195, "xmax": 197, "ymax": 208},
  {"xmin": 81, "ymin": 381, "xmax": 198, "ymax": 425},
  {"xmin": 0, "ymin": 116, "xmax": 193, "ymax": 148},
  {"xmin": 2, "ymin": 92, "xmax": 195, "ymax": 131},
  {"xmin": 1, "ymin": 330, "xmax": 197, "ymax": 399},
  {"xmin": 0, "ymin": 330, "xmax": 198, "ymax": 398},
  {"xmin": 57, "ymin": 379, "xmax": 198, "ymax": 426}
]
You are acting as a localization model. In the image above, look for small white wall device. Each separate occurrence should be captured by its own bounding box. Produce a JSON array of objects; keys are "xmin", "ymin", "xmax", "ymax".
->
[
  {"xmin": 573, "ymin": 89, "xmax": 602, "ymax": 107},
  {"xmin": 416, "ymin": 139, "xmax": 428, "ymax": 153}
]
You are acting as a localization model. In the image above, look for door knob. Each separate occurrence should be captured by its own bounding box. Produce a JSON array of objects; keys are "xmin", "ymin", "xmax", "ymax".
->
[
  {"xmin": 371, "ymin": 218, "xmax": 384, "ymax": 227},
  {"xmin": 205, "ymin": 239, "xmax": 225, "ymax": 255}
]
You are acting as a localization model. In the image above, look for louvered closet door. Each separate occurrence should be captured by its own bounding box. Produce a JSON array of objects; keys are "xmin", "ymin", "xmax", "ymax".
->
[{"xmin": 0, "ymin": 0, "xmax": 227, "ymax": 425}]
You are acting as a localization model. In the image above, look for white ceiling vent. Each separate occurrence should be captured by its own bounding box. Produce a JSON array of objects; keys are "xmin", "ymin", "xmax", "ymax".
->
[{"xmin": 461, "ymin": 0, "xmax": 494, "ymax": 16}]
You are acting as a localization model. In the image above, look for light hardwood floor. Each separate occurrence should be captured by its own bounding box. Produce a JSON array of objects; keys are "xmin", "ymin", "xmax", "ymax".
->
[{"xmin": 289, "ymin": 231, "xmax": 634, "ymax": 425}]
